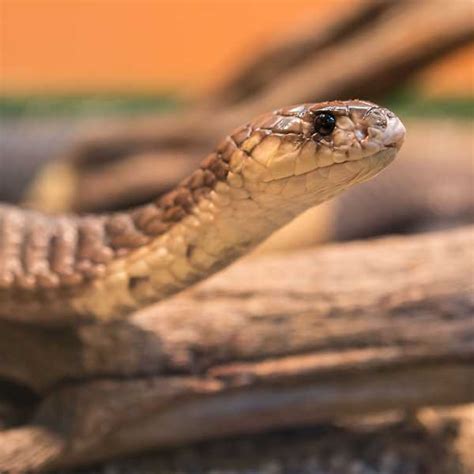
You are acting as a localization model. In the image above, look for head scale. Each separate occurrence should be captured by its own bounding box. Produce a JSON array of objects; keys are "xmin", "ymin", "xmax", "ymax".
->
[{"xmin": 227, "ymin": 100, "xmax": 405, "ymax": 207}]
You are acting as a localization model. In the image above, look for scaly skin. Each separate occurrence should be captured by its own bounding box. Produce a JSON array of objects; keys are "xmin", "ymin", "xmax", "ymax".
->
[{"xmin": 0, "ymin": 100, "xmax": 405, "ymax": 323}]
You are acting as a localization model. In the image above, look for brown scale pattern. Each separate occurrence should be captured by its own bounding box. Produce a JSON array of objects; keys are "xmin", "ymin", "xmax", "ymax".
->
[
  {"xmin": 0, "ymin": 130, "xmax": 239, "ymax": 291},
  {"xmin": 0, "ymin": 105, "xmax": 318, "ymax": 292},
  {"xmin": 131, "ymin": 134, "xmax": 236, "ymax": 237}
]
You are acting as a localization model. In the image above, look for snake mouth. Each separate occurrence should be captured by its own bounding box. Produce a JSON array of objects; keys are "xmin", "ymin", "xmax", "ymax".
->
[
  {"xmin": 264, "ymin": 150, "xmax": 391, "ymax": 184},
  {"xmin": 310, "ymin": 148, "xmax": 397, "ymax": 185}
]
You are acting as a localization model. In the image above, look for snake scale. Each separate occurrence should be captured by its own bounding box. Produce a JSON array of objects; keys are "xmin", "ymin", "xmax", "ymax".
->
[{"xmin": 0, "ymin": 100, "xmax": 405, "ymax": 323}]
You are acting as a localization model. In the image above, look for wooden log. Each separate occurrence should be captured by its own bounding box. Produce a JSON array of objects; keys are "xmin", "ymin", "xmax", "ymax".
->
[
  {"xmin": 3, "ymin": 410, "xmax": 474, "ymax": 473},
  {"xmin": 0, "ymin": 226, "xmax": 472, "ymax": 471},
  {"xmin": 1, "ymin": 226, "xmax": 473, "ymax": 387}
]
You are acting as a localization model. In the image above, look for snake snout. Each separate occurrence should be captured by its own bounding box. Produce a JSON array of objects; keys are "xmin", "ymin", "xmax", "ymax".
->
[
  {"xmin": 365, "ymin": 107, "xmax": 405, "ymax": 151},
  {"xmin": 382, "ymin": 112, "xmax": 406, "ymax": 150}
]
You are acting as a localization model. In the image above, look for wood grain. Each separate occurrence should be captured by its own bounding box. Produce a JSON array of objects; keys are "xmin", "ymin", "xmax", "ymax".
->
[{"xmin": 0, "ymin": 226, "xmax": 472, "ymax": 471}]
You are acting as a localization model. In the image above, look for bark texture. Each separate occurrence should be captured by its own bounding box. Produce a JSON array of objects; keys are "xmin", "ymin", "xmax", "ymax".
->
[
  {"xmin": 0, "ymin": 226, "xmax": 472, "ymax": 471},
  {"xmin": 51, "ymin": 410, "xmax": 474, "ymax": 474}
]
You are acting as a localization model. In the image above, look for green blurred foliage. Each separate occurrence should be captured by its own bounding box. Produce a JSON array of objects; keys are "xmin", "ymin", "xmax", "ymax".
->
[
  {"xmin": 385, "ymin": 90, "xmax": 473, "ymax": 120},
  {"xmin": 0, "ymin": 91, "xmax": 472, "ymax": 119},
  {"xmin": 0, "ymin": 93, "xmax": 181, "ymax": 118}
]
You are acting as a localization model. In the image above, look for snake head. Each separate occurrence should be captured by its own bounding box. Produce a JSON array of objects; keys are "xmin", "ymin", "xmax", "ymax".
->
[{"xmin": 226, "ymin": 100, "xmax": 405, "ymax": 206}]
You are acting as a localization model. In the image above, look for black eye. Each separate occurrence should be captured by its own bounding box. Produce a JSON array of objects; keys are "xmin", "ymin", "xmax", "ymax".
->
[{"xmin": 314, "ymin": 112, "xmax": 336, "ymax": 136}]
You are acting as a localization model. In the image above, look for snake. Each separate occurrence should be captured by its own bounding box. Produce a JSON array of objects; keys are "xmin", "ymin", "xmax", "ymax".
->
[{"xmin": 0, "ymin": 100, "xmax": 405, "ymax": 323}]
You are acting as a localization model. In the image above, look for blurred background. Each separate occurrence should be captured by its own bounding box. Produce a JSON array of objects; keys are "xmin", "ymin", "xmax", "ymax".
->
[{"xmin": 1, "ymin": 0, "xmax": 472, "ymax": 94}]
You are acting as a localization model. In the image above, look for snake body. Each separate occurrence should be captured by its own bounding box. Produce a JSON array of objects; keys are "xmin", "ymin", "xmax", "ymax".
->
[{"xmin": 0, "ymin": 100, "xmax": 405, "ymax": 322}]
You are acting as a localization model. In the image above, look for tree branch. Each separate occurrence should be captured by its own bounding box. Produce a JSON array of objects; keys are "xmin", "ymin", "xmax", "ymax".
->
[{"xmin": 0, "ymin": 226, "xmax": 472, "ymax": 471}]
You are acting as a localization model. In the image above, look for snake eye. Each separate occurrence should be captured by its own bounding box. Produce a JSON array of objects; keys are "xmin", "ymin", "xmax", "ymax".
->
[{"xmin": 314, "ymin": 112, "xmax": 336, "ymax": 136}]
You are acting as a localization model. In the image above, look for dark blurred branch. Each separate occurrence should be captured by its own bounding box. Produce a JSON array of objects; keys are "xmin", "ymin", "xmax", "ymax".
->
[
  {"xmin": 0, "ymin": 226, "xmax": 472, "ymax": 470},
  {"xmin": 239, "ymin": 0, "xmax": 474, "ymax": 112},
  {"xmin": 210, "ymin": 0, "xmax": 401, "ymax": 105}
]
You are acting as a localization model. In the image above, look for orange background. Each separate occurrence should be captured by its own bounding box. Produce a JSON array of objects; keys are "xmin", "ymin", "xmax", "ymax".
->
[{"xmin": 0, "ymin": 0, "xmax": 472, "ymax": 95}]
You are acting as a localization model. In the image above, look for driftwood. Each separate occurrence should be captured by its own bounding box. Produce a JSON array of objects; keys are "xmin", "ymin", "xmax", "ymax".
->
[
  {"xmin": 27, "ymin": 411, "xmax": 474, "ymax": 473},
  {"xmin": 49, "ymin": 407, "xmax": 474, "ymax": 474},
  {"xmin": 0, "ymin": 226, "xmax": 472, "ymax": 471}
]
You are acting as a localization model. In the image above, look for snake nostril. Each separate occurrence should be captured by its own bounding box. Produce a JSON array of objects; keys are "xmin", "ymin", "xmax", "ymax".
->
[
  {"xmin": 382, "ymin": 117, "xmax": 406, "ymax": 149},
  {"xmin": 365, "ymin": 108, "xmax": 387, "ymax": 129}
]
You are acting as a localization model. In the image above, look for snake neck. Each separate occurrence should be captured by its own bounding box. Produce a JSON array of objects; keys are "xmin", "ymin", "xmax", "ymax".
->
[
  {"xmin": 0, "ymin": 100, "xmax": 404, "ymax": 322},
  {"xmin": 0, "ymin": 135, "xmax": 301, "ymax": 320},
  {"xmin": 72, "ymin": 172, "xmax": 310, "ymax": 319}
]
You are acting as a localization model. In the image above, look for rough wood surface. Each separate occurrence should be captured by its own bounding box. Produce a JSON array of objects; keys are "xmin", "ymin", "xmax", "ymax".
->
[{"xmin": 0, "ymin": 226, "xmax": 472, "ymax": 471}]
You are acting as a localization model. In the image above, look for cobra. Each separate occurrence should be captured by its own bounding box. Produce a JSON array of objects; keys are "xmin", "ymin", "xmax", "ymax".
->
[{"xmin": 0, "ymin": 100, "xmax": 405, "ymax": 322}]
